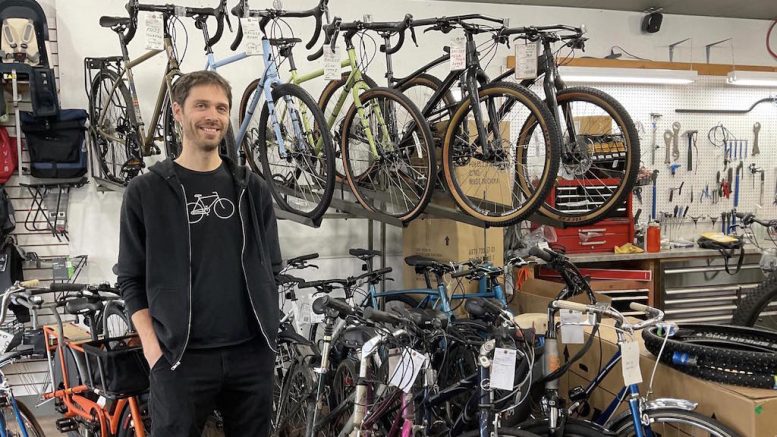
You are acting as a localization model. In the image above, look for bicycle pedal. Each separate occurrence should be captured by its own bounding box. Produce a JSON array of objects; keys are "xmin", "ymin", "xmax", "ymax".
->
[{"xmin": 55, "ymin": 418, "xmax": 78, "ymax": 432}]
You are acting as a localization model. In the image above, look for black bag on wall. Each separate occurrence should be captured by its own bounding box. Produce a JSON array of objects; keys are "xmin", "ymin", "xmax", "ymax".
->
[{"xmin": 21, "ymin": 109, "xmax": 88, "ymax": 178}]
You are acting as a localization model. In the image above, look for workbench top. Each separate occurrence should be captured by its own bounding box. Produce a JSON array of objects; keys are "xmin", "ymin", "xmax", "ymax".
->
[{"xmin": 563, "ymin": 246, "xmax": 762, "ymax": 263}]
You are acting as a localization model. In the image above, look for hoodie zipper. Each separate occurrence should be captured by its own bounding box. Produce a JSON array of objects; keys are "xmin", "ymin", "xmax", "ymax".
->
[
  {"xmin": 239, "ymin": 187, "xmax": 277, "ymax": 353},
  {"xmin": 172, "ymin": 183, "xmax": 193, "ymax": 370}
]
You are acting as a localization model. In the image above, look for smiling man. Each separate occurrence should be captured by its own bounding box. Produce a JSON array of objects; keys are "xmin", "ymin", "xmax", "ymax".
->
[{"xmin": 117, "ymin": 71, "xmax": 282, "ymax": 436}]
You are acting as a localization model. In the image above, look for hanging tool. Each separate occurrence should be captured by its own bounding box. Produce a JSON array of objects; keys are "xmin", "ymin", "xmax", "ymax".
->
[
  {"xmin": 671, "ymin": 122, "xmax": 681, "ymax": 161},
  {"xmin": 748, "ymin": 164, "xmax": 765, "ymax": 208},
  {"xmin": 773, "ymin": 167, "xmax": 777, "ymax": 206},
  {"xmin": 634, "ymin": 208, "xmax": 642, "ymax": 224},
  {"xmin": 676, "ymin": 96, "xmax": 777, "ymax": 114},
  {"xmin": 634, "ymin": 186, "xmax": 643, "ymax": 204},
  {"xmin": 684, "ymin": 130, "xmax": 698, "ymax": 172},
  {"xmin": 650, "ymin": 113, "xmax": 662, "ymax": 165},
  {"xmin": 663, "ymin": 130, "xmax": 673, "ymax": 164},
  {"xmin": 752, "ymin": 122, "xmax": 761, "ymax": 156},
  {"xmin": 669, "ymin": 163, "xmax": 682, "ymax": 176},
  {"xmin": 734, "ymin": 161, "xmax": 743, "ymax": 209},
  {"xmin": 689, "ymin": 215, "xmax": 703, "ymax": 228},
  {"xmin": 701, "ymin": 184, "xmax": 711, "ymax": 203},
  {"xmin": 709, "ymin": 214, "xmax": 718, "ymax": 230},
  {"xmin": 759, "ymin": 170, "xmax": 765, "ymax": 207},
  {"xmin": 650, "ymin": 170, "xmax": 659, "ymax": 220},
  {"xmin": 690, "ymin": 184, "xmax": 694, "ymax": 203},
  {"xmin": 669, "ymin": 182, "xmax": 684, "ymax": 202},
  {"xmin": 723, "ymin": 140, "xmax": 730, "ymax": 169}
]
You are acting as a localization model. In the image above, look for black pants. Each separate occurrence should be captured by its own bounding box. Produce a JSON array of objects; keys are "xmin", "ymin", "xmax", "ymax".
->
[{"xmin": 149, "ymin": 337, "xmax": 275, "ymax": 437}]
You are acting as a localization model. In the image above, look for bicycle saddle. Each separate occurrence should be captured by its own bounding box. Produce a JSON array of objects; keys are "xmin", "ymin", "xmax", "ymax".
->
[
  {"xmin": 404, "ymin": 255, "xmax": 453, "ymax": 274},
  {"xmin": 349, "ymin": 248, "xmax": 382, "ymax": 260},
  {"xmin": 64, "ymin": 298, "xmax": 103, "ymax": 316},
  {"xmin": 268, "ymin": 37, "xmax": 303, "ymax": 48},
  {"xmin": 340, "ymin": 326, "xmax": 377, "ymax": 349},
  {"xmin": 99, "ymin": 16, "xmax": 131, "ymax": 29}
]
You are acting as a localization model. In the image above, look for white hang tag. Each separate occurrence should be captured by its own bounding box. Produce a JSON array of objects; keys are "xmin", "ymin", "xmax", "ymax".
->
[
  {"xmin": 412, "ymin": 131, "xmax": 423, "ymax": 158},
  {"xmin": 174, "ymin": 6, "xmax": 186, "ymax": 17},
  {"xmin": 323, "ymin": 46, "xmax": 341, "ymax": 81},
  {"xmin": 241, "ymin": 17, "xmax": 262, "ymax": 56},
  {"xmin": 388, "ymin": 348, "xmax": 427, "ymax": 393},
  {"xmin": 144, "ymin": 12, "xmax": 164, "ymax": 51},
  {"xmin": 0, "ymin": 330, "xmax": 14, "ymax": 354},
  {"xmin": 621, "ymin": 339, "xmax": 643, "ymax": 386},
  {"xmin": 560, "ymin": 309, "xmax": 585, "ymax": 344},
  {"xmin": 490, "ymin": 347, "xmax": 517, "ymax": 390},
  {"xmin": 305, "ymin": 294, "xmax": 325, "ymax": 324},
  {"xmin": 514, "ymin": 41, "xmax": 539, "ymax": 80},
  {"xmin": 449, "ymin": 36, "xmax": 466, "ymax": 71}
]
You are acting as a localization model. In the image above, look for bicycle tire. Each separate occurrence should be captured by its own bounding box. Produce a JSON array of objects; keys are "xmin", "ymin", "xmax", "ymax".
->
[
  {"xmin": 443, "ymin": 81, "xmax": 561, "ymax": 226},
  {"xmin": 276, "ymin": 361, "xmax": 316, "ymax": 437},
  {"xmin": 161, "ymin": 71, "xmax": 182, "ymax": 159},
  {"xmin": 459, "ymin": 427, "xmax": 541, "ymax": 437},
  {"xmin": 518, "ymin": 86, "xmax": 640, "ymax": 226},
  {"xmin": 731, "ymin": 271, "xmax": 777, "ymax": 329},
  {"xmin": 519, "ymin": 418, "xmax": 615, "ymax": 436},
  {"xmin": 89, "ymin": 69, "xmax": 141, "ymax": 185},
  {"xmin": 5, "ymin": 400, "xmax": 46, "ymax": 437},
  {"xmin": 117, "ymin": 399, "xmax": 151, "ymax": 437},
  {"xmin": 340, "ymin": 86, "xmax": 437, "ymax": 222},
  {"xmin": 318, "ymin": 73, "xmax": 378, "ymax": 180},
  {"xmin": 255, "ymin": 83, "xmax": 336, "ymax": 221},
  {"xmin": 609, "ymin": 407, "xmax": 741, "ymax": 437},
  {"xmin": 666, "ymin": 362, "xmax": 777, "ymax": 389},
  {"xmin": 642, "ymin": 324, "xmax": 777, "ymax": 374},
  {"xmin": 238, "ymin": 78, "xmax": 263, "ymax": 174},
  {"xmin": 100, "ymin": 301, "xmax": 131, "ymax": 338}
]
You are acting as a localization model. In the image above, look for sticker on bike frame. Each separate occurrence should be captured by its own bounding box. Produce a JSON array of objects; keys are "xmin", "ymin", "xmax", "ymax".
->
[
  {"xmin": 449, "ymin": 36, "xmax": 466, "ymax": 71},
  {"xmin": 621, "ymin": 339, "xmax": 643, "ymax": 386},
  {"xmin": 241, "ymin": 18, "xmax": 262, "ymax": 56},
  {"xmin": 491, "ymin": 347, "xmax": 517, "ymax": 390},
  {"xmin": 144, "ymin": 12, "xmax": 164, "ymax": 51},
  {"xmin": 388, "ymin": 348, "xmax": 427, "ymax": 393},
  {"xmin": 514, "ymin": 41, "xmax": 539, "ymax": 80},
  {"xmin": 560, "ymin": 309, "xmax": 585, "ymax": 344},
  {"xmin": 323, "ymin": 46, "xmax": 340, "ymax": 81}
]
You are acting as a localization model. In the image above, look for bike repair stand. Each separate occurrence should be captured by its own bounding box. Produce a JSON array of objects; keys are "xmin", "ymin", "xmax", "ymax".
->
[{"xmin": 19, "ymin": 176, "xmax": 88, "ymax": 241}]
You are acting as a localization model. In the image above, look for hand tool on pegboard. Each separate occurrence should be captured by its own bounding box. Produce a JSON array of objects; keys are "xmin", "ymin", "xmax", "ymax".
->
[
  {"xmin": 752, "ymin": 122, "xmax": 761, "ymax": 156},
  {"xmin": 701, "ymin": 184, "xmax": 711, "ymax": 204},
  {"xmin": 690, "ymin": 215, "xmax": 703, "ymax": 228},
  {"xmin": 773, "ymin": 168, "xmax": 777, "ymax": 206},
  {"xmin": 650, "ymin": 170, "xmax": 659, "ymax": 220},
  {"xmin": 683, "ymin": 130, "xmax": 698, "ymax": 172},
  {"xmin": 671, "ymin": 122, "xmax": 681, "ymax": 161},
  {"xmin": 650, "ymin": 113, "xmax": 662, "ymax": 165},
  {"xmin": 669, "ymin": 163, "xmax": 682, "ymax": 176},
  {"xmin": 669, "ymin": 182, "xmax": 684, "ymax": 202},
  {"xmin": 663, "ymin": 130, "xmax": 673, "ymax": 164},
  {"xmin": 732, "ymin": 162, "xmax": 743, "ymax": 229}
]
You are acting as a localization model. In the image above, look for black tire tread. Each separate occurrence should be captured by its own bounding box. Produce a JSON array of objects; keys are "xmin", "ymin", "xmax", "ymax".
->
[{"xmin": 731, "ymin": 271, "xmax": 777, "ymax": 326}]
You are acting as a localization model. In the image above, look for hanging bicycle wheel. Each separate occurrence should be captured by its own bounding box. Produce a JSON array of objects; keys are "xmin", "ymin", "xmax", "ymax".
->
[
  {"xmin": 340, "ymin": 86, "xmax": 436, "ymax": 222},
  {"xmin": 610, "ymin": 408, "xmax": 740, "ymax": 437},
  {"xmin": 318, "ymin": 72, "xmax": 378, "ymax": 179},
  {"xmin": 443, "ymin": 81, "xmax": 560, "ymax": 227},
  {"xmin": 253, "ymin": 83, "xmax": 336, "ymax": 221},
  {"xmin": 89, "ymin": 70, "xmax": 142, "ymax": 185},
  {"xmin": 731, "ymin": 271, "xmax": 777, "ymax": 330},
  {"xmin": 517, "ymin": 86, "xmax": 639, "ymax": 226}
]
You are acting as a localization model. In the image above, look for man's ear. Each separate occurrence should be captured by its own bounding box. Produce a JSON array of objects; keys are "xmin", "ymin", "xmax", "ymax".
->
[{"xmin": 172, "ymin": 101, "xmax": 183, "ymax": 124}]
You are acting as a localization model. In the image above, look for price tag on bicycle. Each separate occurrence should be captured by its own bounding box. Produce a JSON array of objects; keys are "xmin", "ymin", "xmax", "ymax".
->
[
  {"xmin": 388, "ymin": 348, "xmax": 427, "ymax": 393},
  {"xmin": 560, "ymin": 309, "xmax": 585, "ymax": 344},
  {"xmin": 491, "ymin": 347, "xmax": 517, "ymax": 390},
  {"xmin": 514, "ymin": 41, "xmax": 539, "ymax": 80},
  {"xmin": 621, "ymin": 339, "xmax": 643, "ymax": 386},
  {"xmin": 323, "ymin": 46, "xmax": 341, "ymax": 81},
  {"xmin": 144, "ymin": 12, "xmax": 164, "ymax": 51},
  {"xmin": 174, "ymin": 5, "xmax": 186, "ymax": 17},
  {"xmin": 241, "ymin": 17, "xmax": 262, "ymax": 56},
  {"xmin": 449, "ymin": 36, "xmax": 466, "ymax": 71}
]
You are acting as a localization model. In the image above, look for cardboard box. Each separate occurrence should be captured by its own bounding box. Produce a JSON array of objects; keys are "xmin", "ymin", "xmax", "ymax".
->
[
  {"xmin": 563, "ymin": 319, "xmax": 777, "ymax": 437},
  {"xmin": 575, "ymin": 115, "xmax": 612, "ymax": 135},
  {"xmin": 402, "ymin": 218, "xmax": 504, "ymax": 294}
]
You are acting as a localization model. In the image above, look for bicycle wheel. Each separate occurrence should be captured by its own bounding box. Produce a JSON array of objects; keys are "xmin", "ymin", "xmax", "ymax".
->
[
  {"xmin": 318, "ymin": 73, "xmax": 378, "ymax": 179},
  {"xmin": 101, "ymin": 301, "xmax": 131, "ymax": 338},
  {"xmin": 395, "ymin": 73, "xmax": 457, "ymax": 130},
  {"xmin": 610, "ymin": 408, "xmax": 740, "ymax": 437},
  {"xmin": 443, "ymin": 81, "xmax": 560, "ymax": 226},
  {"xmin": 255, "ymin": 83, "xmax": 336, "ymax": 220},
  {"xmin": 276, "ymin": 361, "xmax": 316, "ymax": 437},
  {"xmin": 117, "ymin": 399, "xmax": 151, "ymax": 437},
  {"xmin": 519, "ymin": 418, "xmax": 614, "ymax": 436},
  {"xmin": 89, "ymin": 70, "xmax": 142, "ymax": 185},
  {"xmin": 518, "ymin": 87, "xmax": 639, "ymax": 226},
  {"xmin": 340, "ymin": 86, "xmax": 437, "ymax": 222},
  {"xmin": 1, "ymin": 400, "xmax": 45, "ymax": 437},
  {"xmin": 459, "ymin": 427, "xmax": 541, "ymax": 437},
  {"xmin": 731, "ymin": 271, "xmax": 777, "ymax": 330}
]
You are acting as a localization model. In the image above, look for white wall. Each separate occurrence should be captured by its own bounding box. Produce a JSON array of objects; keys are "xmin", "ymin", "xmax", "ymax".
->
[{"xmin": 52, "ymin": 0, "xmax": 777, "ymax": 283}]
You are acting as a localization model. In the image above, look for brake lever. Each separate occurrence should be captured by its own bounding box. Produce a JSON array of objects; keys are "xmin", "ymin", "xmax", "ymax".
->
[
  {"xmin": 410, "ymin": 27, "xmax": 418, "ymax": 47},
  {"xmin": 225, "ymin": 10, "xmax": 233, "ymax": 32}
]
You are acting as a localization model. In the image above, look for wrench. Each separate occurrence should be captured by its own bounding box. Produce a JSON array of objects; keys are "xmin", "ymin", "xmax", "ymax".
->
[
  {"xmin": 753, "ymin": 122, "xmax": 761, "ymax": 156},
  {"xmin": 650, "ymin": 113, "xmax": 662, "ymax": 165},
  {"xmin": 671, "ymin": 122, "xmax": 681, "ymax": 161},
  {"xmin": 663, "ymin": 130, "xmax": 673, "ymax": 164}
]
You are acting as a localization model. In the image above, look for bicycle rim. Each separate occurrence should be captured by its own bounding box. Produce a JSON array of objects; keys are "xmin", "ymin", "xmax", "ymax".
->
[
  {"xmin": 611, "ymin": 408, "xmax": 740, "ymax": 437},
  {"xmin": 444, "ymin": 82, "xmax": 560, "ymax": 226},
  {"xmin": 521, "ymin": 87, "xmax": 639, "ymax": 226},
  {"xmin": 341, "ymin": 87, "xmax": 436, "ymax": 222},
  {"xmin": 257, "ymin": 84, "xmax": 335, "ymax": 220},
  {"xmin": 1, "ymin": 401, "xmax": 45, "ymax": 437},
  {"xmin": 89, "ymin": 71, "xmax": 141, "ymax": 185}
]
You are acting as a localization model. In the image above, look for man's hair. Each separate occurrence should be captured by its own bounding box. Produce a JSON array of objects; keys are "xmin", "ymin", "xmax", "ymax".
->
[{"xmin": 170, "ymin": 70, "xmax": 232, "ymax": 108}]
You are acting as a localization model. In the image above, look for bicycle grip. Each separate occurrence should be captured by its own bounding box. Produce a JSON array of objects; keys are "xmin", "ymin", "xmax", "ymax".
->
[
  {"xmin": 312, "ymin": 295, "xmax": 353, "ymax": 316},
  {"xmin": 289, "ymin": 253, "xmax": 320, "ymax": 263},
  {"xmin": 306, "ymin": 13, "xmax": 322, "ymax": 49},
  {"xmin": 629, "ymin": 302, "xmax": 650, "ymax": 313},
  {"xmin": 207, "ymin": 11, "xmax": 225, "ymax": 48},
  {"xmin": 552, "ymin": 300, "xmax": 589, "ymax": 313},
  {"xmin": 528, "ymin": 245, "xmax": 553, "ymax": 262},
  {"xmin": 373, "ymin": 267, "xmax": 392, "ymax": 276},
  {"xmin": 49, "ymin": 283, "xmax": 88, "ymax": 292},
  {"xmin": 363, "ymin": 307, "xmax": 402, "ymax": 325},
  {"xmin": 381, "ymin": 29, "xmax": 405, "ymax": 54},
  {"xmin": 230, "ymin": 19, "xmax": 244, "ymax": 51},
  {"xmin": 19, "ymin": 280, "xmax": 39, "ymax": 288},
  {"xmin": 451, "ymin": 268, "xmax": 473, "ymax": 279},
  {"xmin": 298, "ymin": 279, "xmax": 329, "ymax": 289}
]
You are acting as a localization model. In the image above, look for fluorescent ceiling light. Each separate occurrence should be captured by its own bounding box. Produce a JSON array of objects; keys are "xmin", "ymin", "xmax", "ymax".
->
[
  {"xmin": 726, "ymin": 71, "xmax": 777, "ymax": 87},
  {"xmin": 558, "ymin": 66, "xmax": 698, "ymax": 84}
]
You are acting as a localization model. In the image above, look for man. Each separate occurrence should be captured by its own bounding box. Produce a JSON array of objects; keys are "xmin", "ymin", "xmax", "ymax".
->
[{"xmin": 117, "ymin": 70, "xmax": 281, "ymax": 436}]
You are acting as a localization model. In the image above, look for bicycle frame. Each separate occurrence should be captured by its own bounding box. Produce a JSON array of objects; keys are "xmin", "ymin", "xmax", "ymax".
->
[
  {"xmin": 95, "ymin": 28, "xmax": 181, "ymax": 157},
  {"xmin": 0, "ymin": 371, "xmax": 30, "ymax": 437}
]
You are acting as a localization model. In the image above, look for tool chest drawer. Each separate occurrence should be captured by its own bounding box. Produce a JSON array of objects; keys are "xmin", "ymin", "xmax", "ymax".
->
[{"xmin": 554, "ymin": 219, "xmax": 633, "ymax": 253}]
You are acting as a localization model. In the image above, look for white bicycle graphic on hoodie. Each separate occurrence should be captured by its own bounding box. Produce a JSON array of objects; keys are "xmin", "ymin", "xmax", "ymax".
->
[{"xmin": 186, "ymin": 192, "xmax": 235, "ymax": 224}]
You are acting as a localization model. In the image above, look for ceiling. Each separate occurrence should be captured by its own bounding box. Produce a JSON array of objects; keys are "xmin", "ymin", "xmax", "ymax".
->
[{"xmin": 439, "ymin": 0, "xmax": 777, "ymax": 20}]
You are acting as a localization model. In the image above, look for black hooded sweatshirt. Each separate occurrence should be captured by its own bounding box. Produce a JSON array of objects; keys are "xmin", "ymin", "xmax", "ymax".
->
[{"xmin": 117, "ymin": 157, "xmax": 281, "ymax": 369}]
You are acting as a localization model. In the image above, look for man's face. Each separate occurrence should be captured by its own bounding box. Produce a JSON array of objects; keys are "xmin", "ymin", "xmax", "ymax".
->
[{"xmin": 172, "ymin": 84, "xmax": 230, "ymax": 153}]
